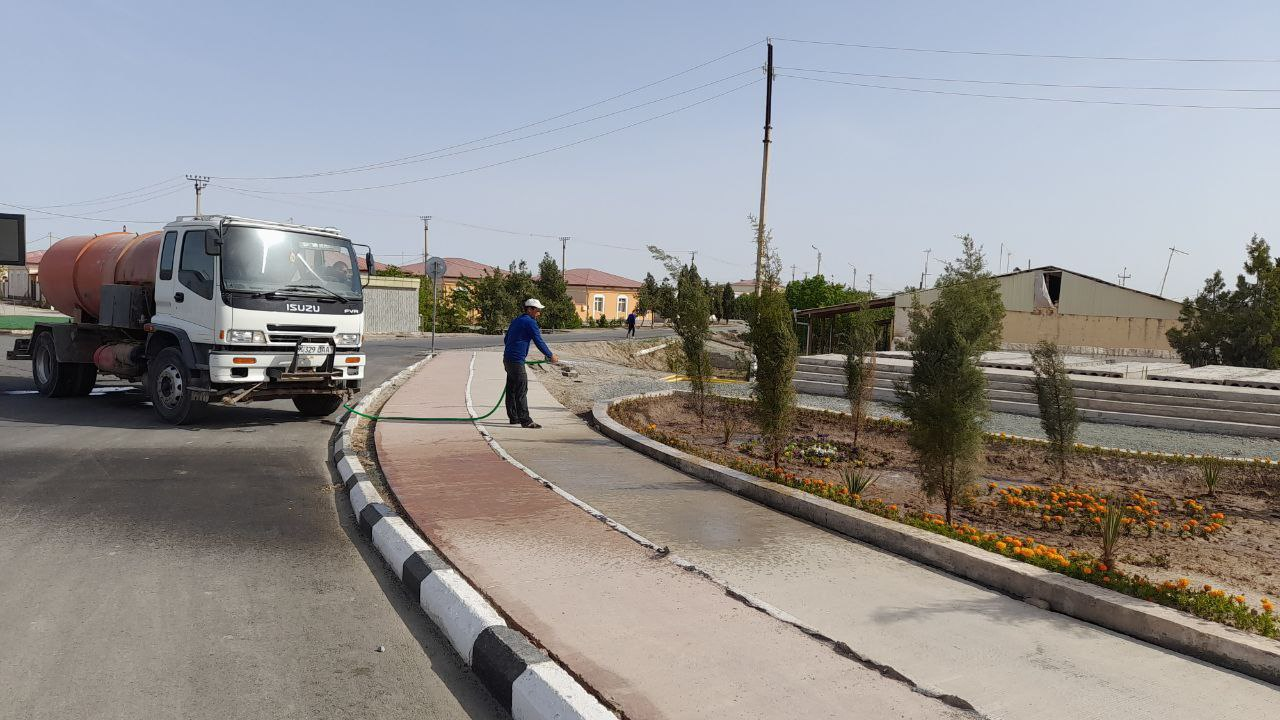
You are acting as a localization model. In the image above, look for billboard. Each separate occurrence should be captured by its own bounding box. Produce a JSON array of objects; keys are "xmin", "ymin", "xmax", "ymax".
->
[{"xmin": 0, "ymin": 213, "xmax": 25, "ymax": 265}]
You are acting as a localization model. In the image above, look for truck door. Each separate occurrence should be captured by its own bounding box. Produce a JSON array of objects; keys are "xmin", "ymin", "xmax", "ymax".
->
[
  {"xmin": 153, "ymin": 231, "xmax": 179, "ymax": 317},
  {"xmin": 164, "ymin": 229, "xmax": 217, "ymax": 344}
]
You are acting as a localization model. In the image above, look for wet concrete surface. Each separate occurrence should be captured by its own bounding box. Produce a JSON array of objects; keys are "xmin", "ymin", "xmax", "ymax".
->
[
  {"xmin": 480, "ymin": 352, "xmax": 1280, "ymax": 720},
  {"xmin": 376, "ymin": 351, "xmax": 968, "ymax": 720}
]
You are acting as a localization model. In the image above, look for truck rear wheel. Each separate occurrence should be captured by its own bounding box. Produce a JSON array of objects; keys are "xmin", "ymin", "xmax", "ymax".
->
[
  {"xmin": 148, "ymin": 347, "xmax": 207, "ymax": 425},
  {"xmin": 292, "ymin": 394, "xmax": 345, "ymax": 417},
  {"xmin": 31, "ymin": 332, "xmax": 87, "ymax": 398}
]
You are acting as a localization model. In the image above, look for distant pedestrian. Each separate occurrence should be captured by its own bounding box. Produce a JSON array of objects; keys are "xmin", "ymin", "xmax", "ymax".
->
[
  {"xmin": 625, "ymin": 310, "xmax": 637, "ymax": 337},
  {"xmin": 502, "ymin": 299, "xmax": 558, "ymax": 429}
]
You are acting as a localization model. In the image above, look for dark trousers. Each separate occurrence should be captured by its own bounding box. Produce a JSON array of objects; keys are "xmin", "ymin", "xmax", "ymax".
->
[
  {"xmin": 626, "ymin": 324, "xmax": 635, "ymax": 337},
  {"xmin": 503, "ymin": 359, "xmax": 531, "ymax": 424}
]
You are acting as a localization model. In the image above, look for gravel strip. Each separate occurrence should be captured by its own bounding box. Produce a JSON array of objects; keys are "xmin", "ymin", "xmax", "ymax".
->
[{"xmin": 543, "ymin": 354, "xmax": 1280, "ymax": 460}]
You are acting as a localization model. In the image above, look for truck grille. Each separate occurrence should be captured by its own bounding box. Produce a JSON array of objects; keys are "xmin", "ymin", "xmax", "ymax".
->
[{"xmin": 266, "ymin": 324, "xmax": 336, "ymax": 344}]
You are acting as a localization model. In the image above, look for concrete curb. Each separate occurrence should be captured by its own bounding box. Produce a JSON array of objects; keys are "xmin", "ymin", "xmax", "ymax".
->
[
  {"xmin": 331, "ymin": 354, "xmax": 616, "ymax": 720},
  {"xmin": 593, "ymin": 390, "xmax": 1280, "ymax": 688}
]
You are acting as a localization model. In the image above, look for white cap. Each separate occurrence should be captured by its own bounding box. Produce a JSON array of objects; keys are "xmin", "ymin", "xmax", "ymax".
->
[{"xmin": 524, "ymin": 298, "xmax": 545, "ymax": 309}]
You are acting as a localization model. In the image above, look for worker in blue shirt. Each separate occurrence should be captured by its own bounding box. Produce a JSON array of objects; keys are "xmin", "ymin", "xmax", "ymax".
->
[{"xmin": 503, "ymin": 298, "xmax": 559, "ymax": 428}]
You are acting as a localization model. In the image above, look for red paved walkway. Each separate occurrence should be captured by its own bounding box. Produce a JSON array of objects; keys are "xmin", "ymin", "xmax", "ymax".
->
[{"xmin": 376, "ymin": 351, "xmax": 961, "ymax": 720}]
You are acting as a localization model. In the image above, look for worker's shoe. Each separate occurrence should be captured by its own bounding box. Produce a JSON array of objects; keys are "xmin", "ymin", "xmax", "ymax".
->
[{"xmin": 521, "ymin": 421, "xmax": 542, "ymax": 429}]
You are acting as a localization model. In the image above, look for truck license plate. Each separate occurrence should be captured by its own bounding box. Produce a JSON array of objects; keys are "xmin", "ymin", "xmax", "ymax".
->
[{"xmin": 298, "ymin": 343, "xmax": 332, "ymax": 356}]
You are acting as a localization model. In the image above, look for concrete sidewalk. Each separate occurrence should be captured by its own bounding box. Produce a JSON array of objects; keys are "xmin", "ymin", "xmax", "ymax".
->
[
  {"xmin": 478, "ymin": 353, "xmax": 1280, "ymax": 720},
  {"xmin": 375, "ymin": 351, "xmax": 965, "ymax": 720}
]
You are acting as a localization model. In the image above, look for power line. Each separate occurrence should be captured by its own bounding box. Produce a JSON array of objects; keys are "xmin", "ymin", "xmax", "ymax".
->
[
  {"xmin": 224, "ymin": 68, "xmax": 757, "ymax": 185},
  {"xmin": 23, "ymin": 176, "xmax": 186, "ymax": 209},
  {"xmin": 0, "ymin": 198, "xmax": 172, "ymax": 224},
  {"xmin": 779, "ymin": 73, "xmax": 1280, "ymax": 110},
  {"xmin": 212, "ymin": 79, "xmax": 761, "ymax": 195},
  {"xmin": 211, "ymin": 40, "xmax": 765, "ymax": 181},
  {"xmin": 773, "ymin": 37, "xmax": 1280, "ymax": 63},
  {"xmin": 778, "ymin": 66, "xmax": 1280, "ymax": 93}
]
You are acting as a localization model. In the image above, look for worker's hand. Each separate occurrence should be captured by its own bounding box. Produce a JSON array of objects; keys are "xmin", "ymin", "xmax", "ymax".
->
[{"xmin": 550, "ymin": 354, "xmax": 560, "ymax": 364}]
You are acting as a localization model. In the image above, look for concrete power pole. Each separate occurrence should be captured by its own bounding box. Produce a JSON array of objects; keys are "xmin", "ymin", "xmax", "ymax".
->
[
  {"xmin": 810, "ymin": 244, "xmax": 821, "ymax": 277},
  {"xmin": 420, "ymin": 216, "xmax": 432, "ymax": 268},
  {"xmin": 186, "ymin": 175, "xmax": 210, "ymax": 216},
  {"xmin": 752, "ymin": 40, "xmax": 775, "ymax": 295},
  {"xmin": 1117, "ymin": 267, "xmax": 1131, "ymax": 287},
  {"xmin": 920, "ymin": 249, "xmax": 932, "ymax": 289},
  {"xmin": 848, "ymin": 263, "xmax": 856, "ymax": 290},
  {"xmin": 559, "ymin": 236, "xmax": 570, "ymax": 272},
  {"xmin": 1159, "ymin": 247, "xmax": 1188, "ymax": 297}
]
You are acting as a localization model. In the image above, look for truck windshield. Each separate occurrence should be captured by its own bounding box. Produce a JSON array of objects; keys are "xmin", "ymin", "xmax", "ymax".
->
[{"xmin": 221, "ymin": 226, "xmax": 361, "ymax": 300}]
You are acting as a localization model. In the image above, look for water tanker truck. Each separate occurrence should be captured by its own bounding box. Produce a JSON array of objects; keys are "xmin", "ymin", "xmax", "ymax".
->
[{"xmin": 8, "ymin": 215, "xmax": 372, "ymax": 424}]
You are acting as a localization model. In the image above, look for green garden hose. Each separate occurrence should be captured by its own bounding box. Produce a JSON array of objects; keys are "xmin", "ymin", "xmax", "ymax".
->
[{"xmin": 343, "ymin": 359, "xmax": 549, "ymax": 422}]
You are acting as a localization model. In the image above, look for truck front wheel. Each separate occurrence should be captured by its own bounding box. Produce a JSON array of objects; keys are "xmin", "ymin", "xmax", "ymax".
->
[
  {"xmin": 31, "ymin": 332, "xmax": 93, "ymax": 397},
  {"xmin": 148, "ymin": 347, "xmax": 207, "ymax": 425},
  {"xmin": 292, "ymin": 394, "xmax": 344, "ymax": 417}
]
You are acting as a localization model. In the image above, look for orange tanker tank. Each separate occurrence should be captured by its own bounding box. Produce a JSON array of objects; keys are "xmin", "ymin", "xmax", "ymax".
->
[{"xmin": 40, "ymin": 231, "xmax": 164, "ymax": 321}]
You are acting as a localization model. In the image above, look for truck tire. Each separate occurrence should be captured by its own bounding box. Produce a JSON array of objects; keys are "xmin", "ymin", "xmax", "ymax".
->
[
  {"xmin": 148, "ymin": 347, "xmax": 207, "ymax": 425},
  {"xmin": 31, "ymin": 332, "xmax": 80, "ymax": 398},
  {"xmin": 292, "ymin": 394, "xmax": 344, "ymax": 417}
]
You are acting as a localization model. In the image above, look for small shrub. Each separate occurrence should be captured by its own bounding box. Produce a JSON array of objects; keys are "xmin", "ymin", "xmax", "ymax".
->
[
  {"xmin": 719, "ymin": 400, "xmax": 741, "ymax": 446},
  {"xmin": 840, "ymin": 466, "xmax": 879, "ymax": 496},
  {"xmin": 1099, "ymin": 500, "xmax": 1124, "ymax": 569},
  {"xmin": 1202, "ymin": 458, "xmax": 1222, "ymax": 496}
]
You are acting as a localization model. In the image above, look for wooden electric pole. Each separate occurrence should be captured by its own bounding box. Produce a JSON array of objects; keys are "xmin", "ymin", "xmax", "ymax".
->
[{"xmin": 753, "ymin": 40, "xmax": 774, "ymax": 295}]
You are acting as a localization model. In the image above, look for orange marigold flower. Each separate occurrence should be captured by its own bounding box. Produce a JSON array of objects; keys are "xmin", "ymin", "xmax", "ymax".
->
[
  {"xmin": 995, "ymin": 541, "xmax": 1008, "ymax": 551},
  {"xmin": 1082, "ymin": 567, "xmax": 1093, "ymax": 575},
  {"xmin": 1096, "ymin": 563, "xmax": 1108, "ymax": 572},
  {"xmin": 1177, "ymin": 578, "xmax": 1190, "ymax": 589}
]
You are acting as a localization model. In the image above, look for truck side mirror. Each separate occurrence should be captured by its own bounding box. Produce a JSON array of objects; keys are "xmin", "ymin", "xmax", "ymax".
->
[
  {"xmin": 204, "ymin": 228, "xmax": 222, "ymax": 256},
  {"xmin": 362, "ymin": 251, "xmax": 374, "ymax": 287}
]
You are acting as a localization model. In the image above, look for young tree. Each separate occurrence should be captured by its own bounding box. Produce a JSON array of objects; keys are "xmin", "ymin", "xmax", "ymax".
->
[
  {"xmin": 895, "ymin": 236, "xmax": 1004, "ymax": 525},
  {"xmin": 535, "ymin": 253, "xmax": 581, "ymax": 329},
  {"xmin": 1030, "ymin": 340, "xmax": 1079, "ymax": 480},
  {"xmin": 638, "ymin": 272, "xmax": 660, "ymax": 325},
  {"xmin": 459, "ymin": 268, "xmax": 513, "ymax": 335},
  {"xmin": 747, "ymin": 216, "xmax": 796, "ymax": 466},
  {"xmin": 675, "ymin": 264, "xmax": 712, "ymax": 419},
  {"xmin": 843, "ymin": 310, "xmax": 878, "ymax": 451},
  {"xmin": 721, "ymin": 282, "xmax": 736, "ymax": 321}
]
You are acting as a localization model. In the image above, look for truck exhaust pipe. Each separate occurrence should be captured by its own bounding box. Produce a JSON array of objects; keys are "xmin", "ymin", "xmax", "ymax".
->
[{"xmin": 93, "ymin": 343, "xmax": 145, "ymax": 379}]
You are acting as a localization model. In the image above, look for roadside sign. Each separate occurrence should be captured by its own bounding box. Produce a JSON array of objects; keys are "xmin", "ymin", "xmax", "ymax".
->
[
  {"xmin": 0, "ymin": 213, "xmax": 25, "ymax": 265},
  {"xmin": 426, "ymin": 256, "xmax": 447, "ymax": 284}
]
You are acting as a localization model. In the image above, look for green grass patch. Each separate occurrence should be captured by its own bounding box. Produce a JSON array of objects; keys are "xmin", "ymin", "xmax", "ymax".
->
[{"xmin": 0, "ymin": 315, "xmax": 71, "ymax": 330}]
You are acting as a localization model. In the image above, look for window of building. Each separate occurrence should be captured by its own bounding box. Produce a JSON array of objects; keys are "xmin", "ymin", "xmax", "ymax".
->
[
  {"xmin": 617, "ymin": 295, "xmax": 628, "ymax": 315},
  {"xmin": 179, "ymin": 230, "xmax": 215, "ymax": 300},
  {"xmin": 593, "ymin": 294, "xmax": 604, "ymax": 314}
]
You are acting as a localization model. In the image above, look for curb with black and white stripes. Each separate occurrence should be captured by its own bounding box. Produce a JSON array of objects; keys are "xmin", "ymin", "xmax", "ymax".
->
[{"xmin": 331, "ymin": 355, "xmax": 616, "ymax": 720}]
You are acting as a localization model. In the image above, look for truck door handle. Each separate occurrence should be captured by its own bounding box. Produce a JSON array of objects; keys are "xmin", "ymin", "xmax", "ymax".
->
[{"xmin": 174, "ymin": 292, "xmax": 185, "ymax": 303}]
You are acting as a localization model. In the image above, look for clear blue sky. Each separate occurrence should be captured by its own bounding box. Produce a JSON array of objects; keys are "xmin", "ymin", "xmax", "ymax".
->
[{"xmin": 6, "ymin": 1, "xmax": 1280, "ymax": 299}]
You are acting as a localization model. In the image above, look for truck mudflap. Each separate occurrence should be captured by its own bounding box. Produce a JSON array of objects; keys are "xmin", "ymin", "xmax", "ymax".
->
[{"xmin": 6, "ymin": 338, "xmax": 32, "ymax": 361}]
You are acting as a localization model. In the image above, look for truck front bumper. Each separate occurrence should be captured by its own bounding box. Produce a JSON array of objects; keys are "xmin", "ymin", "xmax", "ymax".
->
[{"xmin": 208, "ymin": 350, "xmax": 365, "ymax": 385}]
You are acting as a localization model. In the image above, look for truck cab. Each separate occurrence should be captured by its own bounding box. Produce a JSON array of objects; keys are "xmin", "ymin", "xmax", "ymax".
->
[{"xmin": 16, "ymin": 215, "xmax": 369, "ymax": 424}]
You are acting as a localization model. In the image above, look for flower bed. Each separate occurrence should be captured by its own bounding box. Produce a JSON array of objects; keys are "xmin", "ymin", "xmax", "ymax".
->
[{"xmin": 622, "ymin": 397, "xmax": 1279, "ymax": 639}]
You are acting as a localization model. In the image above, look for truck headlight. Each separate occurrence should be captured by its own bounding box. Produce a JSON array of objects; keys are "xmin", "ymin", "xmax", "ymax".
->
[
  {"xmin": 336, "ymin": 333, "xmax": 361, "ymax": 347},
  {"xmin": 227, "ymin": 329, "xmax": 267, "ymax": 344}
]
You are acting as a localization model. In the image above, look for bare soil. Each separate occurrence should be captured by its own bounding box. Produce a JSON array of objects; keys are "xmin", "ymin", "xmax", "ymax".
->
[{"xmin": 615, "ymin": 394, "xmax": 1280, "ymax": 601}]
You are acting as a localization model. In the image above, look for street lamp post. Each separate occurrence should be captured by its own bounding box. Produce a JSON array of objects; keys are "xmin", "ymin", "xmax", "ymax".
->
[{"xmin": 811, "ymin": 244, "xmax": 822, "ymax": 278}]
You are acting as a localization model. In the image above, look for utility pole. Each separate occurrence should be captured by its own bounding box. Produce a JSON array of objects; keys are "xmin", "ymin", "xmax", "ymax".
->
[
  {"xmin": 810, "ymin": 244, "xmax": 821, "ymax": 277},
  {"xmin": 920, "ymin": 249, "xmax": 932, "ymax": 289},
  {"xmin": 1117, "ymin": 267, "xmax": 1131, "ymax": 287},
  {"xmin": 186, "ymin": 175, "xmax": 210, "ymax": 216},
  {"xmin": 420, "ymin": 216, "xmax": 431, "ymax": 268},
  {"xmin": 753, "ymin": 40, "xmax": 775, "ymax": 295},
  {"xmin": 867, "ymin": 274, "xmax": 873, "ymax": 296},
  {"xmin": 559, "ymin": 236, "xmax": 570, "ymax": 271},
  {"xmin": 997, "ymin": 243, "xmax": 1004, "ymax": 273},
  {"xmin": 848, "ymin": 263, "xmax": 856, "ymax": 290},
  {"xmin": 690, "ymin": 250, "xmax": 697, "ymax": 266},
  {"xmin": 790, "ymin": 264, "xmax": 797, "ymax": 283},
  {"xmin": 1006, "ymin": 251, "xmax": 1014, "ymax": 273},
  {"xmin": 1159, "ymin": 246, "xmax": 1188, "ymax": 296}
]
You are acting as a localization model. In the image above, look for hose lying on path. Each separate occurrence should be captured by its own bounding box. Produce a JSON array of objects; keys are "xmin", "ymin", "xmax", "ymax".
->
[{"xmin": 342, "ymin": 359, "xmax": 549, "ymax": 422}]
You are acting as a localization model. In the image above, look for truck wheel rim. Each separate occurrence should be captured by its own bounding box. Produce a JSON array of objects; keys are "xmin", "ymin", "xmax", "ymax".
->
[
  {"xmin": 156, "ymin": 365, "xmax": 184, "ymax": 410},
  {"xmin": 35, "ymin": 345, "xmax": 53, "ymax": 386}
]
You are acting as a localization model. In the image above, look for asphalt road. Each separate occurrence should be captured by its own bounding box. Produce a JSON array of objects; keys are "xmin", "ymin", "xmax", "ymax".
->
[{"xmin": 0, "ymin": 327, "xmax": 663, "ymax": 720}]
